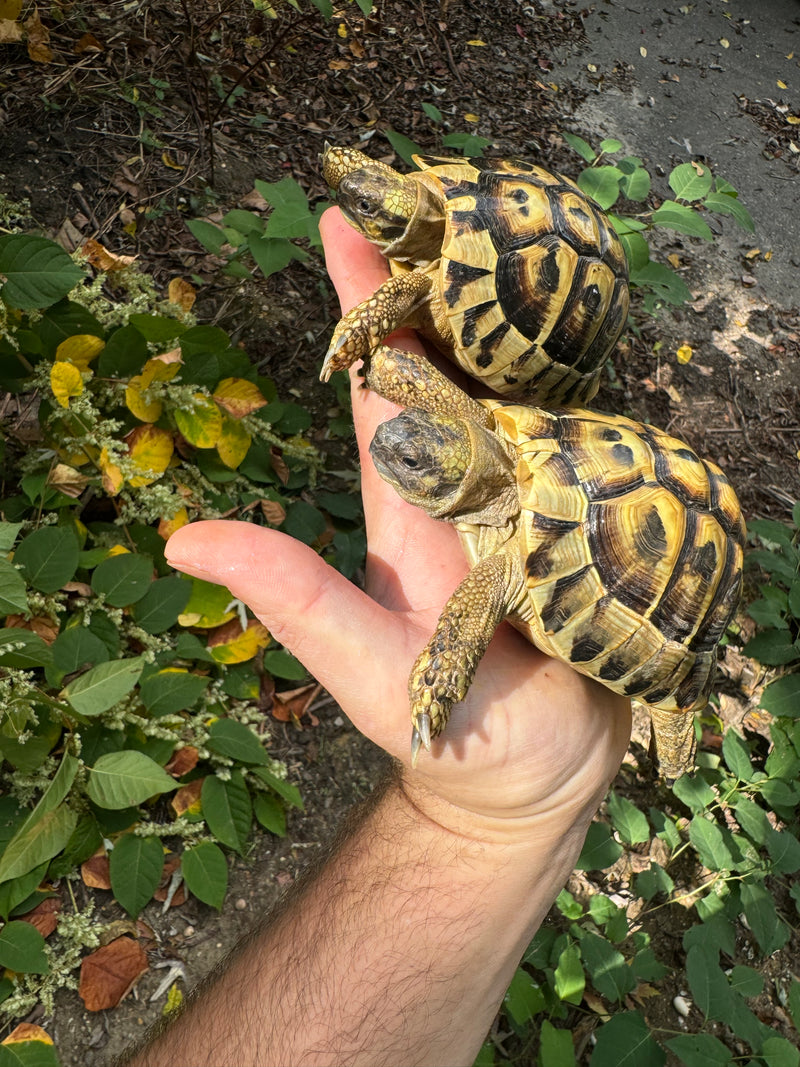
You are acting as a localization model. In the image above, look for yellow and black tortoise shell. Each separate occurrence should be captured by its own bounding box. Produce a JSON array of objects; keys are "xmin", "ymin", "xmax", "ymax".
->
[
  {"xmin": 415, "ymin": 155, "xmax": 630, "ymax": 405},
  {"xmin": 485, "ymin": 402, "xmax": 745, "ymax": 716}
]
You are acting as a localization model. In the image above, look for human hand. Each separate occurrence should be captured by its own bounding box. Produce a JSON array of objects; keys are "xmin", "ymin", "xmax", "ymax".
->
[{"xmin": 165, "ymin": 207, "xmax": 631, "ymax": 844}]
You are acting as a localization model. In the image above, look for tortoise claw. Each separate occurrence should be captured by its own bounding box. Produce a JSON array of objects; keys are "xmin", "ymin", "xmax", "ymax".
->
[{"xmin": 410, "ymin": 712, "xmax": 432, "ymax": 768}]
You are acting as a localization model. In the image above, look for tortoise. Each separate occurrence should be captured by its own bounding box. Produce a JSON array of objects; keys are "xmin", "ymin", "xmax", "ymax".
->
[
  {"xmin": 320, "ymin": 144, "xmax": 630, "ymax": 404},
  {"xmin": 359, "ymin": 344, "xmax": 744, "ymax": 779}
]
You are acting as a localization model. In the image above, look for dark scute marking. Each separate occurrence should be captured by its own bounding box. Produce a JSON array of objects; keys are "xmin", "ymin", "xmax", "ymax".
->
[
  {"xmin": 570, "ymin": 635, "xmax": 605, "ymax": 663},
  {"xmin": 459, "ymin": 299, "xmax": 497, "ymax": 347},
  {"xmin": 540, "ymin": 259, "xmax": 601, "ymax": 369},
  {"xmin": 695, "ymin": 540, "xmax": 718, "ymax": 583},
  {"xmin": 675, "ymin": 671, "xmax": 703, "ymax": 711},
  {"xmin": 649, "ymin": 511, "xmax": 715, "ymax": 641},
  {"xmin": 572, "ymin": 276, "xmax": 628, "ymax": 374},
  {"xmin": 638, "ymin": 506, "xmax": 668, "ymax": 560},
  {"xmin": 518, "ymin": 205, "xmax": 529, "ymax": 217},
  {"xmin": 511, "ymin": 188, "xmax": 529, "ymax": 204},
  {"xmin": 599, "ymin": 655, "xmax": 629, "ymax": 682},
  {"xmin": 540, "ymin": 565, "xmax": 592, "ymax": 633},
  {"xmin": 689, "ymin": 538, "xmax": 741, "ymax": 651},
  {"xmin": 504, "ymin": 374, "xmax": 518, "ymax": 385},
  {"xmin": 611, "ymin": 442, "xmax": 635, "ymax": 467},
  {"xmin": 450, "ymin": 208, "xmax": 486, "ymax": 235},
  {"xmin": 526, "ymin": 546, "xmax": 552, "ymax": 579},
  {"xmin": 443, "ymin": 260, "xmax": 492, "ymax": 308},
  {"xmin": 540, "ymin": 248, "xmax": 561, "ymax": 293},
  {"xmin": 675, "ymin": 447, "xmax": 698, "ymax": 462},
  {"xmin": 475, "ymin": 322, "xmax": 510, "ymax": 368},
  {"xmin": 494, "ymin": 245, "xmax": 559, "ymax": 345},
  {"xmin": 441, "ymin": 177, "xmax": 480, "ymax": 201},
  {"xmin": 568, "ymin": 205, "xmax": 591, "ymax": 226},
  {"xmin": 602, "ymin": 428, "xmax": 622, "ymax": 442},
  {"xmin": 623, "ymin": 677, "xmax": 649, "ymax": 697},
  {"xmin": 643, "ymin": 685, "xmax": 672, "ymax": 704},
  {"xmin": 584, "ymin": 283, "xmax": 602, "ymax": 314}
]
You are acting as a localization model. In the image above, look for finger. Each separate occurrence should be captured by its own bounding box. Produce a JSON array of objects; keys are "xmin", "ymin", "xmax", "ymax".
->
[{"xmin": 166, "ymin": 521, "xmax": 417, "ymax": 758}]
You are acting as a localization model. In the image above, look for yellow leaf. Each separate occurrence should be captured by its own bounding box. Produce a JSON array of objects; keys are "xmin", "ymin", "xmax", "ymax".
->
[
  {"xmin": 99, "ymin": 447, "xmax": 124, "ymax": 496},
  {"xmin": 667, "ymin": 253, "xmax": 681, "ymax": 268},
  {"xmin": 80, "ymin": 238, "xmax": 136, "ymax": 272},
  {"xmin": 125, "ymin": 377, "xmax": 163, "ymax": 423},
  {"xmin": 208, "ymin": 619, "xmax": 271, "ymax": 664},
  {"xmin": 161, "ymin": 151, "xmax": 184, "ymax": 171},
  {"xmin": 216, "ymin": 417, "xmax": 251, "ymax": 469},
  {"xmin": 106, "ymin": 545, "xmax": 131, "ymax": 558},
  {"xmin": 50, "ymin": 362, "xmax": 83, "ymax": 408},
  {"xmin": 337, "ymin": 21, "xmax": 346, "ymax": 37},
  {"xmin": 178, "ymin": 577, "xmax": 237, "ymax": 629},
  {"xmin": 466, "ymin": 39, "xmax": 486, "ymax": 45},
  {"xmin": 55, "ymin": 334, "xmax": 105, "ymax": 371},
  {"xmin": 47, "ymin": 464, "xmax": 89, "ymax": 498},
  {"xmin": 141, "ymin": 355, "xmax": 181, "ymax": 388},
  {"xmin": 168, "ymin": 277, "xmax": 196, "ymax": 311},
  {"xmin": 676, "ymin": 344, "xmax": 693, "ymax": 364},
  {"xmin": 0, "ymin": 0, "xmax": 23, "ymax": 19},
  {"xmin": 720, "ymin": 37, "xmax": 729, "ymax": 48},
  {"xmin": 464, "ymin": 113, "xmax": 479, "ymax": 124},
  {"xmin": 126, "ymin": 425, "xmax": 174, "ymax": 487},
  {"xmin": 639, "ymin": 46, "xmax": 647, "ymax": 58},
  {"xmin": 787, "ymin": 115, "xmax": 800, "ymax": 124},
  {"xmin": 175, "ymin": 394, "xmax": 222, "ymax": 448},
  {"xmin": 158, "ymin": 508, "xmax": 190, "ymax": 540},
  {"xmin": 212, "ymin": 378, "xmax": 267, "ymax": 418},
  {"xmin": 744, "ymin": 247, "xmax": 761, "ymax": 259},
  {"xmin": 3, "ymin": 1023, "xmax": 55, "ymax": 1046},
  {"xmin": 764, "ymin": 250, "xmax": 773, "ymax": 261},
  {"xmin": 777, "ymin": 79, "xmax": 787, "ymax": 89}
]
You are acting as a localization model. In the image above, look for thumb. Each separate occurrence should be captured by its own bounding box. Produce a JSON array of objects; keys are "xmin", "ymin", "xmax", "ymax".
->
[{"xmin": 165, "ymin": 520, "xmax": 413, "ymax": 757}]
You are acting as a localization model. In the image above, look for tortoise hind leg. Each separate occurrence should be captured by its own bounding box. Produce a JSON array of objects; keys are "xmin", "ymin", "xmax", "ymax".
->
[
  {"xmin": 648, "ymin": 707, "xmax": 696, "ymax": 781},
  {"xmin": 320, "ymin": 269, "xmax": 434, "ymax": 380}
]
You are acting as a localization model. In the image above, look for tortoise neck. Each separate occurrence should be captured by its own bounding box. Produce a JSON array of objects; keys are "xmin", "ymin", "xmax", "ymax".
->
[{"xmin": 379, "ymin": 175, "xmax": 446, "ymax": 267}]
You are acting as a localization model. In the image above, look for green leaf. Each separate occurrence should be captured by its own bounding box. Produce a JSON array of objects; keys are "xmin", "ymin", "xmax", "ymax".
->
[
  {"xmin": 629, "ymin": 260, "xmax": 692, "ymax": 305},
  {"xmin": 562, "ymin": 132, "xmax": 597, "ymax": 164},
  {"xmin": 0, "ymin": 1029, "xmax": 62, "ymax": 1066},
  {"xmin": 109, "ymin": 834, "xmax": 164, "ymax": 919},
  {"xmin": 128, "ymin": 313, "xmax": 187, "ymax": 344},
  {"xmin": 634, "ymin": 862, "xmax": 674, "ymax": 901},
  {"xmin": 0, "ymin": 861, "xmax": 48, "ymax": 921},
  {"xmin": 201, "ymin": 772, "xmax": 252, "ymax": 853},
  {"xmin": 554, "ymin": 943, "xmax": 584, "ymax": 1004},
  {"xmin": 747, "ymin": 598, "xmax": 789, "ymax": 630},
  {"xmin": 703, "ymin": 191, "xmax": 754, "ymax": 231},
  {"xmin": 0, "ymin": 753, "xmax": 79, "ymax": 884},
  {"xmin": 721, "ymin": 729, "xmax": 754, "ymax": 780},
  {"xmin": 281, "ymin": 500, "xmax": 327, "ymax": 545},
  {"xmin": 0, "ymin": 558, "xmax": 28, "ymax": 616},
  {"xmin": 579, "ymin": 931, "xmax": 634, "ymax": 1002},
  {"xmin": 139, "ymin": 669, "xmax": 210, "ymax": 717},
  {"xmin": 262, "ymin": 649, "xmax": 308, "ymax": 681},
  {"xmin": 0, "ymin": 629, "xmax": 52, "ymax": 669},
  {"xmin": 733, "ymin": 798, "xmax": 770, "ymax": 844},
  {"xmin": 652, "ymin": 200, "xmax": 713, "ymax": 239},
  {"xmin": 86, "ymin": 751, "xmax": 177, "ymax": 809},
  {"xmin": 97, "ymin": 323, "xmax": 148, "ymax": 378},
  {"xmin": 253, "ymin": 793, "xmax": 286, "ymax": 836},
  {"xmin": 685, "ymin": 944, "xmax": 733, "ymax": 1022},
  {"xmin": 251, "ymin": 766, "xmax": 303, "ymax": 810},
  {"xmin": 618, "ymin": 166, "xmax": 650, "ymax": 201},
  {"xmin": 607, "ymin": 792, "xmax": 650, "ymax": 845},
  {"xmin": 740, "ymin": 881, "xmax": 790, "ymax": 954},
  {"xmin": 207, "ymin": 719, "xmax": 269, "ymax": 765},
  {"xmin": 665, "ymin": 1033, "xmax": 734, "ymax": 1067},
  {"xmin": 575, "ymin": 821, "xmax": 622, "ymax": 870},
  {"xmin": 0, "ymin": 522, "xmax": 23, "ymax": 554},
  {"xmin": 130, "ymin": 575, "xmax": 192, "ymax": 634},
  {"xmin": 47, "ymin": 813, "xmax": 102, "ymax": 880},
  {"xmin": 727, "ymin": 964, "xmax": 763, "ymax": 998},
  {"xmin": 503, "ymin": 966, "xmax": 546, "ymax": 1024},
  {"xmin": 441, "ymin": 132, "xmax": 492, "ymax": 157},
  {"xmin": 555, "ymin": 888, "xmax": 583, "ymax": 920},
  {"xmin": 181, "ymin": 841, "xmax": 228, "ymax": 910},
  {"xmin": 49, "ymin": 626, "xmax": 110, "ymax": 683},
  {"xmin": 421, "ymin": 102, "xmax": 443, "ymax": 124},
  {"xmin": 765, "ymin": 826, "xmax": 800, "ymax": 874},
  {"xmin": 589, "ymin": 1011, "xmax": 665, "ymax": 1067},
  {"xmin": 689, "ymin": 816, "xmax": 734, "ymax": 870},
  {"xmin": 669, "ymin": 162, "xmax": 713, "ymax": 201},
  {"xmin": 91, "ymin": 553, "xmax": 154, "ymax": 607},
  {"xmin": 671, "ymin": 772, "xmax": 715, "ymax": 812},
  {"xmin": 759, "ymin": 674, "xmax": 800, "ymax": 716},
  {"xmin": 760, "ymin": 1037, "xmax": 800, "ymax": 1067},
  {"xmin": 0, "ymin": 921, "xmax": 48, "ymax": 974},
  {"xmin": 0, "ymin": 235, "xmax": 84, "ymax": 310},
  {"xmin": 221, "ymin": 209, "xmax": 265, "ymax": 236},
  {"xmin": 538, "ymin": 1019, "xmax": 577, "ymax": 1067},
  {"xmin": 789, "ymin": 977, "xmax": 800, "ymax": 1030},
  {"xmin": 247, "ymin": 234, "xmax": 296, "ymax": 278},
  {"xmin": 384, "ymin": 129, "xmax": 425, "ymax": 167},
  {"xmin": 577, "ymin": 166, "xmax": 622, "ymax": 210},
  {"xmin": 186, "ymin": 219, "xmax": 227, "ymax": 255},
  {"xmin": 63, "ymin": 656, "xmax": 145, "ymax": 716},
  {"xmin": 13, "ymin": 526, "xmax": 79, "ymax": 593},
  {"xmin": 742, "ymin": 630, "xmax": 799, "ymax": 666}
]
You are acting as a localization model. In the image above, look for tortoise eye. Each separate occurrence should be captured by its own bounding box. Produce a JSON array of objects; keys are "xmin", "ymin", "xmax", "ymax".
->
[
  {"xmin": 401, "ymin": 454, "xmax": 420, "ymax": 469},
  {"xmin": 357, "ymin": 197, "xmax": 376, "ymax": 216}
]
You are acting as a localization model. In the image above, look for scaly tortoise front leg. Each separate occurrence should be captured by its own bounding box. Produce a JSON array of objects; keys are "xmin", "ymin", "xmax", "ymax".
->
[
  {"xmin": 320, "ymin": 270, "xmax": 434, "ymax": 380},
  {"xmin": 409, "ymin": 551, "xmax": 518, "ymax": 765}
]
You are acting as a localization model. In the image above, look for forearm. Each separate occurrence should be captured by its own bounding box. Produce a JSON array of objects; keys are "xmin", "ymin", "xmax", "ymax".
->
[{"xmin": 122, "ymin": 768, "xmax": 594, "ymax": 1067}]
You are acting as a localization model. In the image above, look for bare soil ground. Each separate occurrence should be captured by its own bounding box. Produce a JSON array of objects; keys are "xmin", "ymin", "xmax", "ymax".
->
[{"xmin": 1, "ymin": 1, "xmax": 798, "ymax": 1064}]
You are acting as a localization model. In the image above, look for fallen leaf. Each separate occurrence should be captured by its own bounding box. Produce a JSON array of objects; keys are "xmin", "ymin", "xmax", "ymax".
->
[
  {"xmin": 167, "ymin": 277, "xmax": 196, "ymax": 311},
  {"xmin": 25, "ymin": 7, "xmax": 52, "ymax": 63},
  {"xmin": 0, "ymin": 19, "xmax": 23, "ymax": 43},
  {"xmin": 207, "ymin": 618, "xmax": 270, "ymax": 664},
  {"xmin": 171, "ymin": 777, "xmax": 203, "ymax": 817},
  {"xmin": 165, "ymin": 746, "xmax": 199, "ymax": 778},
  {"xmin": 79, "ymin": 937, "xmax": 149, "ymax": 1011},
  {"xmin": 2, "ymin": 1023, "xmax": 55, "ymax": 1046},
  {"xmin": 4, "ymin": 615, "xmax": 59, "ymax": 643},
  {"xmin": 74, "ymin": 31, "xmax": 102, "ymax": 53},
  {"xmin": 744, "ymin": 247, "xmax": 761, "ymax": 259},
  {"xmin": 676, "ymin": 344, "xmax": 693, "ymax": 364},
  {"xmin": 0, "ymin": 0, "xmax": 22, "ymax": 20},
  {"xmin": 720, "ymin": 37, "xmax": 729, "ymax": 48},
  {"xmin": 158, "ymin": 506, "xmax": 189, "ymax": 540},
  {"xmin": 81, "ymin": 851, "xmax": 111, "ymax": 890},
  {"xmin": 777, "ymin": 79, "xmax": 787, "ymax": 89},
  {"xmin": 639, "ymin": 46, "xmax": 647, "ymax": 58},
  {"xmin": 47, "ymin": 463, "xmax": 90, "ymax": 498},
  {"xmin": 260, "ymin": 499, "xmax": 286, "ymax": 526},
  {"xmin": 161, "ymin": 151, "xmax": 184, "ymax": 171},
  {"xmin": 271, "ymin": 683, "xmax": 321, "ymax": 726},
  {"xmin": 18, "ymin": 897, "xmax": 61, "ymax": 938},
  {"xmin": 270, "ymin": 447, "xmax": 289, "ymax": 485}
]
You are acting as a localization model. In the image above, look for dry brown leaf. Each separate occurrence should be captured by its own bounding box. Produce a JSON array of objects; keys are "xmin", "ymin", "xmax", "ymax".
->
[
  {"xmin": 79, "ymin": 937, "xmax": 149, "ymax": 1011},
  {"xmin": 62, "ymin": 579, "xmax": 93, "ymax": 596},
  {"xmin": 240, "ymin": 187, "xmax": 268, "ymax": 211},
  {"xmin": 171, "ymin": 777, "xmax": 203, "ymax": 817},
  {"xmin": 270, "ymin": 447, "xmax": 289, "ymax": 485},
  {"xmin": 2, "ymin": 1023, "xmax": 55, "ymax": 1046},
  {"xmin": 81, "ymin": 238, "xmax": 136, "ymax": 272},
  {"xmin": 47, "ymin": 462, "xmax": 90, "ymax": 498},
  {"xmin": 73, "ymin": 31, "xmax": 102, "ymax": 53},
  {"xmin": 0, "ymin": 18, "xmax": 23, "ymax": 42},
  {"xmin": 4, "ymin": 614, "xmax": 58, "ymax": 642},
  {"xmin": 81, "ymin": 852, "xmax": 111, "ymax": 890},
  {"xmin": 165, "ymin": 745, "xmax": 199, "ymax": 778},
  {"xmin": 25, "ymin": 7, "xmax": 52, "ymax": 62},
  {"xmin": 271, "ymin": 683, "xmax": 321, "ymax": 726},
  {"xmin": 260, "ymin": 498, "xmax": 286, "ymax": 526},
  {"xmin": 18, "ymin": 897, "xmax": 61, "ymax": 938},
  {"xmin": 167, "ymin": 277, "xmax": 196, "ymax": 311}
]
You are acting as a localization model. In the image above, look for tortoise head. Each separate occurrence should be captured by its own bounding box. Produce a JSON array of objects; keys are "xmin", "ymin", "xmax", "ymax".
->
[
  {"xmin": 369, "ymin": 409, "xmax": 518, "ymax": 526},
  {"xmin": 323, "ymin": 144, "xmax": 417, "ymax": 248}
]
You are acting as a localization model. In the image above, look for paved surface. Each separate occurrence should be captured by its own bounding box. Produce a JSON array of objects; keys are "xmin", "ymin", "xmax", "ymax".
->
[{"xmin": 556, "ymin": 0, "xmax": 800, "ymax": 310}]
